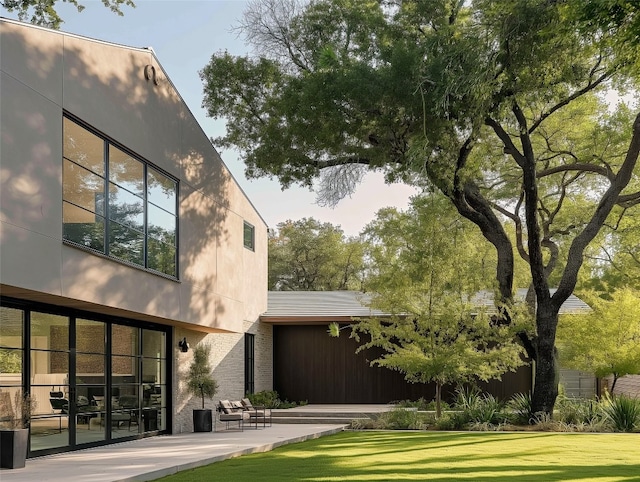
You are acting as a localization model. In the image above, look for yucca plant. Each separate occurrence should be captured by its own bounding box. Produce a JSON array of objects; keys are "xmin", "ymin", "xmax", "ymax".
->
[
  {"xmin": 469, "ymin": 394, "xmax": 506, "ymax": 425},
  {"xmin": 453, "ymin": 384, "xmax": 482, "ymax": 411},
  {"xmin": 506, "ymin": 392, "xmax": 533, "ymax": 425},
  {"xmin": 602, "ymin": 395, "xmax": 640, "ymax": 432}
]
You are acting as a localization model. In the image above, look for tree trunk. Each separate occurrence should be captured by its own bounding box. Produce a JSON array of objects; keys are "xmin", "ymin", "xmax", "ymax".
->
[
  {"xmin": 531, "ymin": 307, "xmax": 560, "ymax": 416},
  {"xmin": 435, "ymin": 381, "xmax": 442, "ymax": 419}
]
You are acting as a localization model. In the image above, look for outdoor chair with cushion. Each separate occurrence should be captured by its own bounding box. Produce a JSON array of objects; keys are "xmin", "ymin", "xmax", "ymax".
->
[
  {"xmin": 217, "ymin": 399, "xmax": 249, "ymax": 431},
  {"xmin": 241, "ymin": 398, "xmax": 272, "ymax": 428},
  {"xmin": 48, "ymin": 393, "xmax": 69, "ymax": 432}
]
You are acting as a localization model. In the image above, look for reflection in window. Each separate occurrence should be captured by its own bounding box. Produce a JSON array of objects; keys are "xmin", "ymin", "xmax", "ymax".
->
[
  {"xmin": 0, "ymin": 307, "xmax": 23, "ymax": 349},
  {"xmin": 62, "ymin": 116, "xmax": 178, "ymax": 277},
  {"xmin": 112, "ymin": 325, "xmax": 138, "ymax": 357}
]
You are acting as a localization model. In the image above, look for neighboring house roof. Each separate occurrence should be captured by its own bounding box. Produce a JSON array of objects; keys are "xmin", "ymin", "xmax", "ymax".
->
[{"xmin": 260, "ymin": 289, "xmax": 591, "ymax": 324}]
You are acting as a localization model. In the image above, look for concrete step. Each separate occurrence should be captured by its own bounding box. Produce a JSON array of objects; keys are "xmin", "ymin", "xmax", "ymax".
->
[
  {"xmin": 270, "ymin": 409, "xmax": 376, "ymax": 425},
  {"xmin": 271, "ymin": 416, "xmax": 357, "ymax": 424}
]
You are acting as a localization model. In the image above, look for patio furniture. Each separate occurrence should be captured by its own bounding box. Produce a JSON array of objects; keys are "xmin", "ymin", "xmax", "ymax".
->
[
  {"xmin": 217, "ymin": 399, "xmax": 249, "ymax": 431},
  {"xmin": 118, "ymin": 394, "xmax": 139, "ymax": 429},
  {"xmin": 241, "ymin": 398, "xmax": 272, "ymax": 428},
  {"xmin": 49, "ymin": 393, "xmax": 69, "ymax": 433}
]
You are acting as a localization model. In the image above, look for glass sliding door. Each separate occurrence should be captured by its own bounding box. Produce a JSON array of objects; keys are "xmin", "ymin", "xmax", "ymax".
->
[
  {"xmin": 141, "ymin": 328, "xmax": 166, "ymax": 432},
  {"xmin": 75, "ymin": 318, "xmax": 106, "ymax": 444},
  {"xmin": 111, "ymin": 324, "xmax": 139, "ymax": 439},
  {"xmin": 0, "ymin": 298, "xmax": 171, "ymax": 457},
  {"xmin": 29, "ymin": 312, "xmax": 70, "ymax": 452}
]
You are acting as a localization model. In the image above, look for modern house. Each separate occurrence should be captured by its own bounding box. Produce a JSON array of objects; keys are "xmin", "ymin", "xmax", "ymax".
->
[
  {"xmin": 3, "ymin": 14, "xmax": 637, "ymax": 464},
  {"xmin": 0, "ymin": 17, "xmax": 271, "ymax": 457}
]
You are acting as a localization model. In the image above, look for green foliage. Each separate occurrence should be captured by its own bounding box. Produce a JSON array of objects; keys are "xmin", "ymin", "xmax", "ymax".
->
[
  {"xmin": 1, "ymin": 0, "xmax": 135, "ymax": 29},
  {"xmin": 268, "ymin": 218, "xmax": 365, "ymax": 291},
  {"xmin": 0, "ymin": 349, "xmax": 21, "ymax": 373},
  {"xmin": 602, "ymin": 394, "xmax": 640, "ymax": 432},
  {"xmin": 506, "ymin": 392, "xmax": 534, "ymax": 425},
  {"xmin": 375, "ymin": 407, "xmax": 429, "ymax": 430},
  {"xmin": 554, "ymin": 396, "xmax": 605, "ymax": 426},
  {"xmin": 247, "ymin": 390, "xmax": 307, "ymax": 409},
  {"xmin": 395, "ymin": 398, "xmax": 450, "ymax": 412},
  {"xmin": 185, "ymin": 344, "xmax": 218, "ymax": 410},
  {"xmin": 452, "ymin": 385, "xmax": 483, "ymax": 411},
  {"xmin": 557, "ymin": 288, "xmax": 640, "ymax": 386},
  {"xmin": 453, "ymin": 386, "xmax": 506, "ymax": 425},
  {"xmin": 434, "ymin": 411, "xmax": 470, "ymax": 431}
]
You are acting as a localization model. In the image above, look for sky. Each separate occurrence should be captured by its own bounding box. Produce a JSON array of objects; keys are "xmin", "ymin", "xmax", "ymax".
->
[{"xmin": 1, "ymin": 0, "xmax": 418, "ymax": 236}]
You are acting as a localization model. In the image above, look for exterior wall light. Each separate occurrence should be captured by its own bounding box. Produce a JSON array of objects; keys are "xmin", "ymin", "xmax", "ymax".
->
[{"xmin": 178, "ymin": 337, "xmax": 189, "ymax": 353}]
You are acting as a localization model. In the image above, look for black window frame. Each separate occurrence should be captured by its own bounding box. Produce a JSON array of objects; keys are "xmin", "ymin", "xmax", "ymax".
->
[
  {"xmin": 243, "ymin": 221, "xmax": 255, "ymax": 251},
  {"xmin": 244, "ymin": 333, "xmax": 255, "ymax": 395},
  {"xmin": 62, "ymin": 114, "xmax": 179, "ymax": 279}
]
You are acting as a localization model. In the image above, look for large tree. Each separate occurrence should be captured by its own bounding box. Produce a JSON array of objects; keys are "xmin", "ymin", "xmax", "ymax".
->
[
  {"xmin": 268, "ymin": 217, "xmax": 365, "ymax": 290},
  {"xmin": 200, "ymin": 0, "xmax": 640, "ymax": 415},
  {"xmin": 1, "ymin": 0, "xmax": 134, "ymax": 29}
]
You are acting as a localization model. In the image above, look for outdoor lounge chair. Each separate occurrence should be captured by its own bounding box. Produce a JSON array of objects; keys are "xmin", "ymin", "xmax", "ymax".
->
[
  {"xmin": 241, "ymin": 398, "xmax": 272, "ymax": 427},
  {"xmin": 217, "ymin": 399, "xmax": 249, "ymax": 431}
]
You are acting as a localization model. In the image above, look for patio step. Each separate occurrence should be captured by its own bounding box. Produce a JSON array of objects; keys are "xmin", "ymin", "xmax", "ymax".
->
[{"xmin": 270, "ymin": 409, "xmax": 378, "ymax": 425}]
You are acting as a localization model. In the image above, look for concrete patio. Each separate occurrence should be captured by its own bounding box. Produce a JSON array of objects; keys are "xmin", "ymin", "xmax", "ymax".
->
[{"xmin": 0, "ymin": 405, "xmax": 392, "ymax": 482}]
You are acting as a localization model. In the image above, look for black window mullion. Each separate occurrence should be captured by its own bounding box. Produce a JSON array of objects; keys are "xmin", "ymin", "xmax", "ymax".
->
[
  {"xmin": 69, "ymin": 317, "xmax": 77, "ymax": 446},
  {"xmin": 104, "ymin": 141, "xmax": 110, "ymax": 257},
  {"xmin": 143, "ymin": 163, "xmax": 148, "ymax": 269},
  {"xmin": 106, "ymin": 322, "xmax": 112, "ymax": 439}
]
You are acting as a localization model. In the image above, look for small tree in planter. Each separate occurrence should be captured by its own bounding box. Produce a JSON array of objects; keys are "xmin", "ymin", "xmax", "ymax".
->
[
  {"xmin": 186, "ymin": 343, "xmax": 219, "ymax": 432},
  {"xmin": 0, "ymin": 391, "xmax": 36, "ymax": 469}
]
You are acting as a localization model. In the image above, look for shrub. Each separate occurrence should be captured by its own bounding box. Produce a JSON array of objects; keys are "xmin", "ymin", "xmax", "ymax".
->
[
  {"xmin": 247, "ymin": 390, "xmax": 307, "ymax": 409},
  {"xmin": 382, "ymin": 408, "xmax": 427, "ymax": 430},
  {"xmin": 506, "ymin": 392, "xmax": 533, "ymax": 425},
  {"xmin": 453, "ymin": 385, "xmax": 482, "ymax": 411},
  {"xmin": 395, "ymin": 398, "xmax": 450, "ymax": 412},
  {"xmin": 435, "ymin": 411, "xmax": 470, "ymax": 430},
  {"xmin": 602, "ymin": 395, "xmax": 640, "ymax": 432},
  {"xmin": 468, "ymin": 394, "xmax": 507, "ymax": 425},
  {"xmin": 555, "ymin": 396, "xmax": 604, "ymax": 426},
  {"xmin": 248, "ymin": 390, "xmax": 281, "ymax": 408}
]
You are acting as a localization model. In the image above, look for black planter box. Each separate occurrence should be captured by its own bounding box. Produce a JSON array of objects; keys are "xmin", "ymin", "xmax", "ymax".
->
[
  {"xmin": 0, "ymin": 428, "xmax": 29, "ymax": 469},
  {"xmin": 192, "ymin": 409, "xmax": 213, "ymax": 432}
]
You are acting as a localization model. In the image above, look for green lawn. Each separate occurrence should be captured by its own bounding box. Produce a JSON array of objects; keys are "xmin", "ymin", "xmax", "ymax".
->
[{"xmin": 154, "ymin": 430, "xmax": 640, "ymax": 481}]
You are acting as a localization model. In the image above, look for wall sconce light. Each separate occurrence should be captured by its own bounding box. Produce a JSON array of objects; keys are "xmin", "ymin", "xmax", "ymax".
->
[{"xmin": 178, "ymin": 337, "xmax": 189, "ymax": 353}]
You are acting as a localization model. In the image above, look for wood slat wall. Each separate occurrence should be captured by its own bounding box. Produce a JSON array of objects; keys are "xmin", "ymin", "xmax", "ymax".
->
[{"xmin": 274, "ymin": 325, "xmax": 532, "ymax": 404}]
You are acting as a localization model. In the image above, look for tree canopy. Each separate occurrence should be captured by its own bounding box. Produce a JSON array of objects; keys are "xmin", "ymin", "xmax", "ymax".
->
[
  {"xmin": 557, "ymin": 287, "xmax": 640, "ymax": 394},
  {"xmin": 268, "ymin": 217, "xmax": 365, "ymax": 290},
  {"xmin": 1, "ymin": 0, "xmax": 134, "ymax": 29},
  {"xmin": 201, "ymin": 0, "xmax": 640, "ymax": 415}
]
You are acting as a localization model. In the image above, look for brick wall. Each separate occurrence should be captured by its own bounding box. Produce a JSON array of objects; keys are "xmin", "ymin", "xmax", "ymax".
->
[{"xmin": 172, "ymin": 320, "xmax": 273, "ymax": 434}]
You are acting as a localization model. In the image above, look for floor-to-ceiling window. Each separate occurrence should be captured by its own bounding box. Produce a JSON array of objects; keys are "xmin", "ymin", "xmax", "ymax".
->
[{"xmin": 0, "ymin": 300, "xmax": 170, "ymax": 457}]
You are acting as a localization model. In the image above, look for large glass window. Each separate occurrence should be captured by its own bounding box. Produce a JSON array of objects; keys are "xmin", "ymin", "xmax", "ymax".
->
[
  {"xmin": 63, "ymin": 116, "xmax": 178, "ymax": 277},
  {"xmin": 0, "ymin": 300, "xmax": 170, "ymax": 456}
]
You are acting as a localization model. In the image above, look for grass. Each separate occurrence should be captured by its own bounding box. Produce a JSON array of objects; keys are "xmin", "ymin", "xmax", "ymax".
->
[{"xmin": 154, "ymin": 430, "xmax": 640, "ymax": 481}]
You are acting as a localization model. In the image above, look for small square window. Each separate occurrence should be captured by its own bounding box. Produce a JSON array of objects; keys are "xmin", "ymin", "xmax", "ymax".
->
[{"xmin": 243, "ymin": 221, "xmax": 255, "ymax": 251}]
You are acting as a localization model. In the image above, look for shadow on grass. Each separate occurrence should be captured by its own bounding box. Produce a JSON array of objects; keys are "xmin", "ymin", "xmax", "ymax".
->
[{"xmin": 155, "ymin": 431, "xmax": 640, "ymax": 482}]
